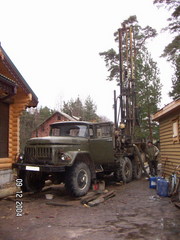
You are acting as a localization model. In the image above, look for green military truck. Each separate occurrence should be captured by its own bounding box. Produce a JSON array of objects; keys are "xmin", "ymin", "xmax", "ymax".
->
[
  {"xmin": 13, "ymin": 26, "xmax": 147, "ymax": 197},
  {"xmin": 13, "ymin": 121, "xmax": 143, "ymax": 197}
]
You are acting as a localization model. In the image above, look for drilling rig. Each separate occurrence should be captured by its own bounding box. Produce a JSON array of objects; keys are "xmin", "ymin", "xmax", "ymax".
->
[{"xmin": 113, "ymin": 26, "xmax": 148, "ymax": 177}]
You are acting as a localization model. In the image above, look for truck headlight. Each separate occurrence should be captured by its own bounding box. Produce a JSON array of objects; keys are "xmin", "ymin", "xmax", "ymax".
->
[
  {"xmin": 60, "ymin": 153, "xmax": 71, "ymax": 161},
  {"xmin": 17, "ymin": 154, "xmax": 24, "ymax": 163}
]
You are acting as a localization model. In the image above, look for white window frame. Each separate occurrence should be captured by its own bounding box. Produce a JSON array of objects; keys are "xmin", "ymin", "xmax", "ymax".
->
[{"xmin": 172, "ymin": 118, "xmax": 179, "ymax": 143}]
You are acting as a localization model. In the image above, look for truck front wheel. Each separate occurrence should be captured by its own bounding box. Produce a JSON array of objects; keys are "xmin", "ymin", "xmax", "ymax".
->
[
  {"xmin": 20, "ymin": 171, "xmax": 45, "ymax": 192},
  {"xmin": 65, "ymin": 162, "xmax": 91, "ymax": 197}
]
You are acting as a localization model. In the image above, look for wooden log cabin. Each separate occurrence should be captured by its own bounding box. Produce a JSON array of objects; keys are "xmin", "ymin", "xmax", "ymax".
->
[
  {"xmin": 152, "ymin": 98, "xmax": 180, "ymax": 177},
  {"xmin": 0, "ymin": 44, "xmax": 38, "ymax": 185}
]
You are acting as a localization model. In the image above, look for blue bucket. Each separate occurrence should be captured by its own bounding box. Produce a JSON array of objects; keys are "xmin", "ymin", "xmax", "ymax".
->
[
  {"xmin": 157, "ymin": 178, "xmax": 169, "ymax": 197},
  {"xmin": 149, "ymin": 177, "xmax": 157, "ymax": 189}
]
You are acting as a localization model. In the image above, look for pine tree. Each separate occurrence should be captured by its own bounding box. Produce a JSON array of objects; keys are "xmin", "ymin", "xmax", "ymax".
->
[
  {"xmin": 154, "ymin": 0, "xmax": 180, "ymax": 99},
  {"xmin": 83, "ymin": 96, "xmax": 99, "ymax": 121},
  {"xmin": 99, "ymin": 16, "xmax": 162, "ymax": 141},
  {"xmin": 20, "ymin": 106, "xmax": 55, "ymax": 151},
  {"xmin": 62, "ymin": 97, "xmax": 84, "ymax": 118},
  {"xmin": 62, "ymin": 96, "xmax": 99, "ymax": 121}
]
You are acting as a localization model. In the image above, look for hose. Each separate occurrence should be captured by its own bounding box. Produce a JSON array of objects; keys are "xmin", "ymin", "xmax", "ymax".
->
[{"xmin": 133, "ymin": 144, "xmax": 150, "ymax": 178}]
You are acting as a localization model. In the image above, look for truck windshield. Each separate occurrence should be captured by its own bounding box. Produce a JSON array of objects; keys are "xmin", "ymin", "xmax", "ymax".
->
[{"xmin": 50, "ymin": 124, "xmax": 89, "ymax": 138}]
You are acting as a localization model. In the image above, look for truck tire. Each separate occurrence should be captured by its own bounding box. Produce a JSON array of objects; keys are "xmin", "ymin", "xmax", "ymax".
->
[
  {"xmin": 21, "ymin": 171, "xmax": 45, "ymax": 192},
  {"xmin": 65, "ymin": 161, "xmax": 91, "ymax": 197},
  {"xmin": 114, "ymin": 158, "xmax": 123, "ymax": 181},
  {"xmin": 132, "ymin": 160, "xmax": 142, "ymax": 180},
  {"xmin": 114, "ymin": 157, "xmax": 132, "ymax": 183},
  {"xmin": 18, "ymin": 170, "xmax": 28, "ymax": 192}
]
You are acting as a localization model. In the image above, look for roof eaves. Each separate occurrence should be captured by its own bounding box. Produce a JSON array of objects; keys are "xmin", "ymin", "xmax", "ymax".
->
[
  {"xmin": 59, "ymin": 111, "xmax": 77, "ymax": 121},
  {"xmin": 0, "ymin": 45, "xmax": 38, "ymax": 107},
  {"xmin": 0, "ymin": 73, "xmax": 17, "ymax": 87},
  {"xmin": 152, "ymin": 98, "xmax": 180, "ymax": 121}
]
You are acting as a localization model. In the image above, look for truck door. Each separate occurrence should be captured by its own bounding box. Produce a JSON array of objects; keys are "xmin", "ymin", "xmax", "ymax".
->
[{"xmin": 89, "ymin": 123, "xmax": 114, "ymax": 165}]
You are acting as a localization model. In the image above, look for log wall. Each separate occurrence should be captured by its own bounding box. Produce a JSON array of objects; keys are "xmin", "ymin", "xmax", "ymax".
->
[
  {"xmin": 159, "ymin": 111, "xmax": 180, "ymax": 177},
  {"xmin": 0, "ymin": 92, "xmax": 32, "ymax": 169}
]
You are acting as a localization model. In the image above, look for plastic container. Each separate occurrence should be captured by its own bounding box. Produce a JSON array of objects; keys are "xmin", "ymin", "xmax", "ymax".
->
[
  {"xmin": 92, "ymin": 183, "xmax": 99, "ymax": 191},
  {"xmin": 45, "ymin": 194, "xmax": 54, "ymax": 200},
  {"xmin": 157, "ymin": 178, "xmax": 169, "ymax": 197},
  {"xmin": 149, "ymin": 177, "xmax": 157, "ymax": 189},
  {"xmin": 99, "ymin": 181, "xmax": 105, "ymax": 191}
]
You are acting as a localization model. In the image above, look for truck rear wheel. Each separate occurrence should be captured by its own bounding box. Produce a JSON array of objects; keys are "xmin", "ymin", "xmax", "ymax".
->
[
  {"xmin": 114, "ymin": 157, "xmax": 132, "ymax": 183},
  {"xmin": 132, "ymin": 157, "xmax": 142, "ymax": 180},
  {"xmin": 65, "ymin": 161, "xmax": 91, "ymax": 197},
  {"xmin": 20, "ymin": 171, "xmax": 45, "ymax": 192}
]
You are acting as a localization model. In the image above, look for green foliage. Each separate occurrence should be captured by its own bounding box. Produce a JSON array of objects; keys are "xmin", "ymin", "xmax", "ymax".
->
[
  {"xmin": 154, "ymin": 0, "xmax": 180, "ymax": 99},
  {"xmin": 99, "ymin": 16, "xmax": 157, "ymax": 83},
  {"xmin": 99, "ymin": 15, "xmax": 162, "ymax": 141},
  {"xmin": 135, "ymin": 49, "xmax": 162, "ymax": 140},
  {"xmin": 62, "ymin": 96, "xmax": 100, "ymax": 122},
  {"xmin": 62, "ymin": 97, "xmax": 84, "ymax": 117},
  {"xmin": 83, "ymin": 96, "xmax": 99, "ymax": 121},
  {"xmin": 99, "ymin": 48, "xmax": 119, "ymax": 81},
  {"xmin": 20, "ymin": 106, "xmax": 55, "ymax": 151}
]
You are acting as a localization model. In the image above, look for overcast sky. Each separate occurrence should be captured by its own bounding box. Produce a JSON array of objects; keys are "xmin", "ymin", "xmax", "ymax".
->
[{"xmin": 0, "ymin": 0, "xmax": 173, "ymax": 120}]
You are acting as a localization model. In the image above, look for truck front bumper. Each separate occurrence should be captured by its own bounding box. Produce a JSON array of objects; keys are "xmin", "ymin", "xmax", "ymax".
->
[{"xmin": 12, "ymin": 163, "xmax": 66, "ymax": 173}]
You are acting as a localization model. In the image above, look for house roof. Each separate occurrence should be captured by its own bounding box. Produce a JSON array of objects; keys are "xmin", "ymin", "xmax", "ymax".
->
[
  {"xmin": 0, "ymin": 44, "xmax": 38, "ymax": 107},
  {"xmin": 34, "ymin": 111, "xmax": 76, "ymax": 130},
  {"xmin": 59, "ymin": 111, "xmax": 77, "ymax": 121},
  {"xmin": 152, "ymin": 98, "xmax": 180, "ymax": 121}
]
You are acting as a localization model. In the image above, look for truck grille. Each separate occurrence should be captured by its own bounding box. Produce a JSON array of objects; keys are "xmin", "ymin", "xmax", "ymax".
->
[{"xmin": 24, "ymin": 147, "xmax": 52, "ymax": 163}]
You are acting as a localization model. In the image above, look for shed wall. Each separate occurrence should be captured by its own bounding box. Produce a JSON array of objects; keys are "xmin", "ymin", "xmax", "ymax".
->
[{"xmin": 159, "ymin": 111, "xmax": 180, "ymax": 177}]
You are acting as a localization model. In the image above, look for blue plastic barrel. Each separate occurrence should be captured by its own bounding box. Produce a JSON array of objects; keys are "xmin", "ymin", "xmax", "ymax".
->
[
  {"xmin": 157, "ymin": 178, "xmax": 169, "ymax": 197},
  {"xmin": 149, "ymin": 177, "xmax": 157, "ymax": 189}
]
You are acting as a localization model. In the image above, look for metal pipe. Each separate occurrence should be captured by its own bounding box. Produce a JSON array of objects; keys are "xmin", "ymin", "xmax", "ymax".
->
[
  {"xmin": 129, "ymin": 26, "xmax": 134, "ymax": 139},
  {"xmin": 133, "ymin": 144, "xmax": 150, "ymax": 178},
  {"xmin": 114, "ymin": 90, "xmax": 117, "ymax": 130},
  {"xmin": 118, "ymin": 28, "xmax": 123, "ymax": 124}
]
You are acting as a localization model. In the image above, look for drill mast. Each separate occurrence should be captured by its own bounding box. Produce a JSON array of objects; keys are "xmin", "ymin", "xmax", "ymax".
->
[{"xmin": 114, "ymin": 26, "xmax": 138, "ymax": 143}]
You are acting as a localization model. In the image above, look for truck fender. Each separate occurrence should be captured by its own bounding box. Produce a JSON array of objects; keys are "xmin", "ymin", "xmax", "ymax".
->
[{"xmin": 67, "ymin": 151, "xmax": 96, "ymax": 180}]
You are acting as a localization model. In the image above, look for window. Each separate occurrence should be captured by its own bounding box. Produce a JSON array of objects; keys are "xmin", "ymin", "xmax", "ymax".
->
[
  {"xmin": 172, "ymin": 118, "xmax": 179, "ymax": 143},
  {"xmin": 96, "ymin": 124, "xmax": 111, "ymax": 138},
  {"xmin": 51, "ymin": 124, "xmax": 88, "ymax": 138},
  {"xmin": 89, "ymin": 127, "xmax": 94, "ymax": 137}
]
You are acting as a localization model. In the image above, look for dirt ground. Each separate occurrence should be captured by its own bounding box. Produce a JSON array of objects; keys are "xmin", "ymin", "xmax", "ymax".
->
[{"xmin": 0, "ymin": 177, "xmax": 180, "ymax": 240}]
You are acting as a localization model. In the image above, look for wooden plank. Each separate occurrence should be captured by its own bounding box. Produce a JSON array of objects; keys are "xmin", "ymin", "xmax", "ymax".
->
[
  {"xmin": 46, "ymin": 202, "xmax": 73, "ymax": 207},
  {"xmin": 160, "ymin": 148, "xmax": 180, "ymax": 154},
  {"xmin": 0, "ymin": 187, "xmax": 18, "ymax": 199},
  {"xmin": 160, "ymin": 146, "xmax": 180, "ymax": 151},
  {"xmin": 160, "ymin": 131, "xmax": 172, "ymax": 137},
  {"xmin": 0, "ymin": 158, "xmax": 12, "ymax": 163},
  {"xmin": 160, "ymin": 154, "xmax": 180, "ymax": 159},
  {"xmin": 160, "ymin": 125, "xmax": 172, "ymax": 132},
  {"xmin": 81, "ymin": 192, "xmax": 101, "ymax": 204},
  {"xmin": 0, "ymin": 163, "xmax": 12, "ymax": 169},
  {"xmin": 87, "ymin": 191, "xmax": 115, "ymax": 207}
]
